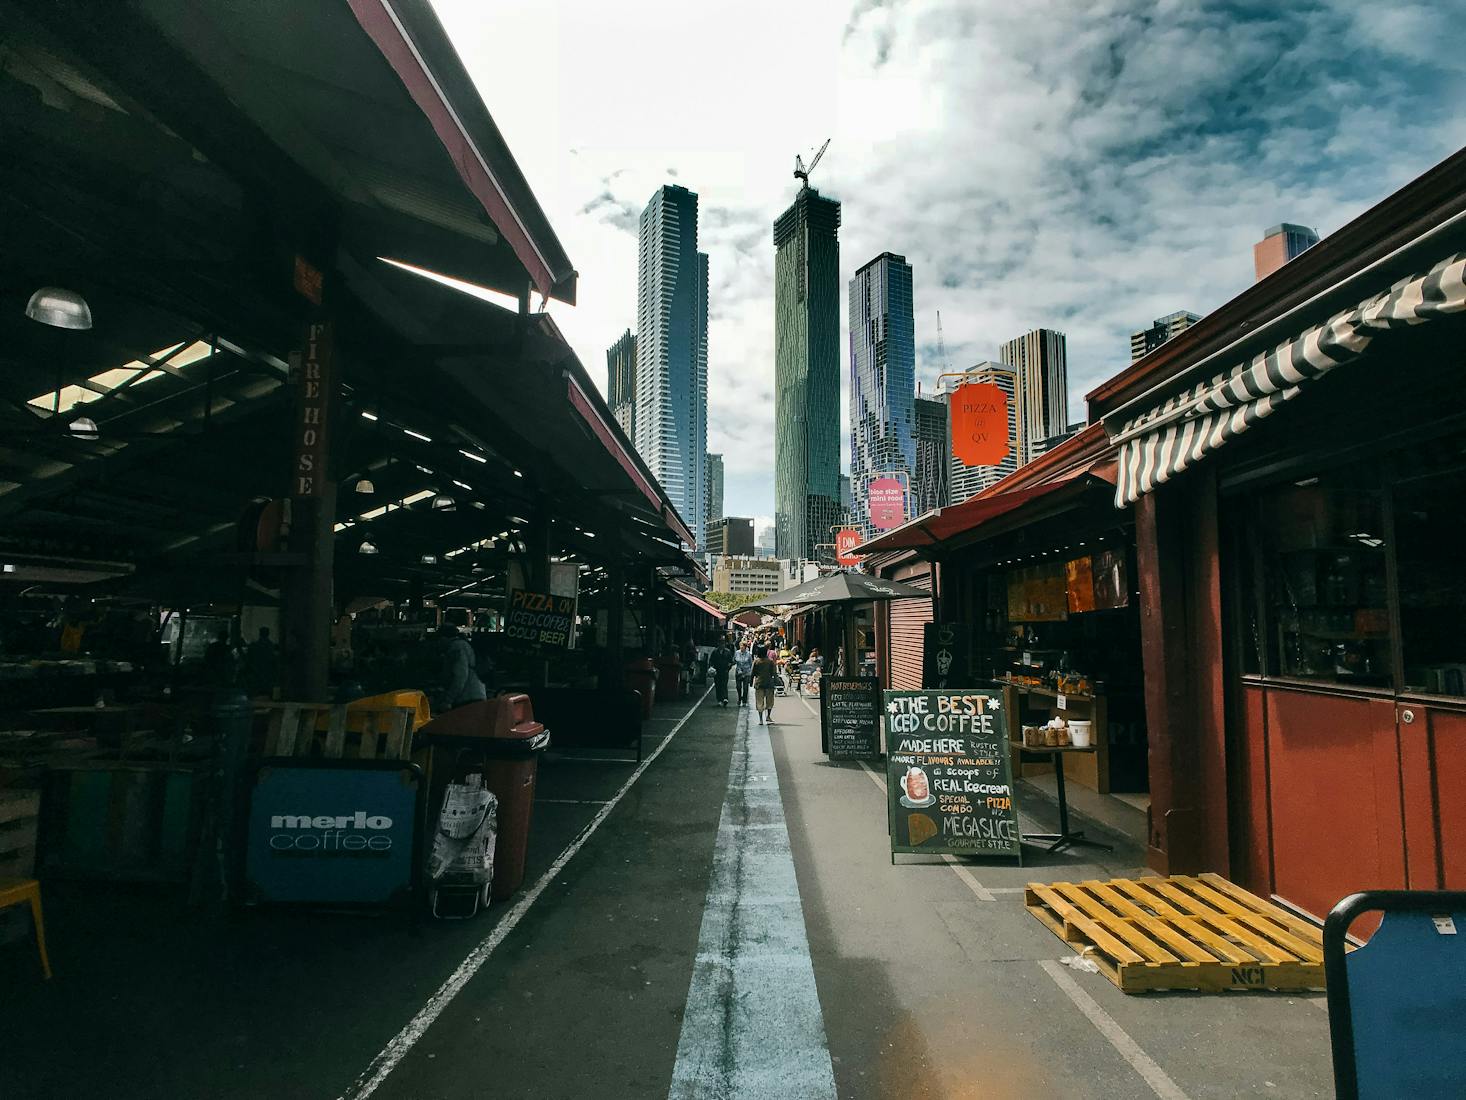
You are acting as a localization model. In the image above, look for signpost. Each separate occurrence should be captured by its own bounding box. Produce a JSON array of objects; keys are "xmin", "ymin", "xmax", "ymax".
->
[
  {"xmin": 884, "ymin": 688, "xmax": 1020, "ymax": 862},
  {"xmin": 950, "ymin": 381, "xmax": 1011, "ymax": 467},
  {"xmin": 866, "ymin": 475, "xmax": 907, "ymax": 531},
  {"xmin": 822, "ymin": 677, "xmax": 882, "ymax": 760},
  {"xmin": 834, "ymin": 527, "xmax": 862, "ymax": 567},
  {"xmin": 505, "ymin": 587, "xmax": 576, "ymax": 649},
  {"xmin": 244, "ymin": 760, "xmax": 423, "ymax": 906}
]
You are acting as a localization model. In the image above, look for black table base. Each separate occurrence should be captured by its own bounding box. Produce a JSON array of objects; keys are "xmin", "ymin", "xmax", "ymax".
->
[{"xmin": 1020, "ymin": 747, "xmax": 1113, "ymax": 855}]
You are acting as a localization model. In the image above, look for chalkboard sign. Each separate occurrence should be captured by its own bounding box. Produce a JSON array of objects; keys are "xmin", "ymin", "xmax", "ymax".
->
[
  {"xmin": 822, "ymin": 677, "xmax": 882, "ymax": 760},
  {"xmin": 884, "ymin": 688, "xmax": 1020, "ymax": 861},
  {"xmin": 505, "ymin": 588, "xmax": 576, "ymax": 649}
]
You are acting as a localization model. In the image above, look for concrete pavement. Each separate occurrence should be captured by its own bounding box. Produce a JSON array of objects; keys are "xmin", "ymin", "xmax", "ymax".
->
[{"xmin": 0, "ymin": 687, "xmax": 1334, "ymax": 1098}]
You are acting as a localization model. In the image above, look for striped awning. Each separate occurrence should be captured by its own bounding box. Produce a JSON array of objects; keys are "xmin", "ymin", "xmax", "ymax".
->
[{"xmin": 1111, "ymin": 251, "xmax": 1466, "ymax": 507}]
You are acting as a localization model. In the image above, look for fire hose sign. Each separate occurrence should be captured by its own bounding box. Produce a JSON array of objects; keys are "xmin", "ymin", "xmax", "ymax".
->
[{"xmin": 505, "ymin": 588, "xmax": 576, "ymax": 649}]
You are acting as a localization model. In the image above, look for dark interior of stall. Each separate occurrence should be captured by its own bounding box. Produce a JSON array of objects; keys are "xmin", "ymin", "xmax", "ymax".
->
[{"xmin": 943, "ymin": 493, "xmax": 1150, "ymax": 796}]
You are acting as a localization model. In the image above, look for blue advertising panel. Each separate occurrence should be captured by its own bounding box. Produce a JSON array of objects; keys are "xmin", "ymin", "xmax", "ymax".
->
[{"xmin": 244, "ymin": 761, "xmax": 422, "ymax": 906}]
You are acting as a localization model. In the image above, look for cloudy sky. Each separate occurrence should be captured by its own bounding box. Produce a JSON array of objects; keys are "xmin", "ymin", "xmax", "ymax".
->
[{"xmin": 431, "ymin": 0, "xmax": 1466, "ymax": 527}]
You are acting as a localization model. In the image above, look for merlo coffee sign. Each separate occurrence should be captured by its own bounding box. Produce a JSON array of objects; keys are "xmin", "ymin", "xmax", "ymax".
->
[{"xmin": 884, "ymin": 689, "xmax": 1020, "ymax": 860}]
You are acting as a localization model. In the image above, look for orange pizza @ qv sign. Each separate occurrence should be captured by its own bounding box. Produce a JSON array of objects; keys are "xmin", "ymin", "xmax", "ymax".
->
[{"xmin": 950, "ymin": 382, "xmax": 1010, "ymax": 467}]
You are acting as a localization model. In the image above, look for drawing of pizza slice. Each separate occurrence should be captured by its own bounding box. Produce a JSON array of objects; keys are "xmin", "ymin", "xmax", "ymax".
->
[{"xmin": 908, "ymin": 813, "xmax": 938, "ymax": 846}]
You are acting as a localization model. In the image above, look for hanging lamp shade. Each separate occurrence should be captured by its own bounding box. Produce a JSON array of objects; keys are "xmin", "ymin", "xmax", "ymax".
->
[
  {"xmin": 26, "ymin": 286, "xmax": 93, "ymax": 330},
  {"xmin": 431, "ymin": 493, "xmax": 456, "ymax": 511},
  {"xmin": 69, "ymin": 416, "xmax": 100, "ymax": 440},
  {"xmin": 355, "ymin": 477, "xmax": 375, "ymax": 495},
  {"xmin": 358, "ymin": 539, "xmax": 379, "ymax": 555}
]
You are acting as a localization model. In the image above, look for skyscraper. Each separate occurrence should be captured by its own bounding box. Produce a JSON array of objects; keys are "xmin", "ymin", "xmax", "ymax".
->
[
  {"xmin": 1254, "ymin": 223, "xmax": 1319, "ymax": 281},
  {"xmin": 913, "ymin": 392, "xmax": 949, "ymax": 515},
  {"xmin": 704, "ymin": 452, "xmax": 724, "ymax": 545},
  {"xmin": 945, "ymin": 364, "xmax": 1019, "ymax": 505},
  {"xmin": 606, "ymin": 329, "xmax": 637, "ymax": 438},
  {"xmin": 848, "ymin": 252, "xmax": 916, "ymax": 539},
  {"xmin": 635, "ymin": 185, "xmax": 708, "ymax": 546},
  {"xmin": 1130, "ymin": 311, "xmax": 1200, "ymax": 362},
  {"xmin": 999, "ymin": 328, "xmax": 1068, "ymax": 465},
  {"xmin": 773, "ymin": 187, "xmax": 842, "ymax": 562}
]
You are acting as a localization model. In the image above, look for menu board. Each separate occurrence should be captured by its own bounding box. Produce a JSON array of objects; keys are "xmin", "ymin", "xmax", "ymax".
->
[
  {"xmin": 822, "ymin": 677, "xmax": 882, "ymax": 760},
  {"xmin": 884, "ymin": 689, "xmax": 1020, "ymax": 860},
  {"xmin": 505, "ymin": 587, "xmax": 576, "ymax": 649}
]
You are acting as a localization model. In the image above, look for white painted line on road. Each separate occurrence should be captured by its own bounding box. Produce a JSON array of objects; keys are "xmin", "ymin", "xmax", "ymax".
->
[
  {"xmin": 1039, "ymin": 959, "xmax": 1190, "ymax": 1100},
  {"xmin": 534, "ymin": 798, "xmax": 611, "ymax": 805},
  {"xmin": 338, "ymin": 686, "xmax": 714, "ymax": 1100},
  {"xmin": 857, "ymin": 757, "xmax": 886, "ymax": 793},
  {"xmin": 941, "ymin": 854, "xmax": 996, "ymax": 902},
  {"xmin": 670, "ymin": 706, "xmax": 838, "ymax": 1099}
]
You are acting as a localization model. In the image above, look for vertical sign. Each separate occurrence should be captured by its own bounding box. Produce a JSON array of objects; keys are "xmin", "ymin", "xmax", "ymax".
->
[
  {"xmin": 867, "ymin": 476, "xmax": 906, "ymax": 530},
  {"xmin": 834, "ymin": 527, "xmax": 862, "ymax": 567},
  {"xmin": 293, "ymin": 321, "xmax": 333, "ymax": 498},
  {"xmin": 922, "ymin": 623, "xmax": 970, "ymax": 689},
  {"xmin": 884, "ymin": 688, "xmax": 1019, "ymax": 860},
  {"xmin": 822, "ymin": 676, "xmax": 882, "ymax": 759},
  {"xmin": 950, "ymin": 382, "xmax": 1010, "ymax": 467}
]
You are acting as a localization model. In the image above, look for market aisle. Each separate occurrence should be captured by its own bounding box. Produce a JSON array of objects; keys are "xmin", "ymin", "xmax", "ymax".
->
[{"xmin": 768, "ymin": 693, "xmax": 1335, "ymax": 1099}]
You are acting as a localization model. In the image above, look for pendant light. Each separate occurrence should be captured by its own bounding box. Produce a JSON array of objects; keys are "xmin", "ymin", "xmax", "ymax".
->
[
  {"xmin": 358, "ymin": 538, "xmax": 379, "ymax": 555},
  {"xmin": 69, "ymin": 417, "xmax": 100, "ymax": 440},
  {"xmin": 26, "ymin": 286, "xmax": 93, "ymax": 330}
]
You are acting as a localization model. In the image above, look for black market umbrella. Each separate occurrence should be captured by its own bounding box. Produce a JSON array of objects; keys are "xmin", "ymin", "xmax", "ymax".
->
[
  {"xmin": 751, "ymin": 570, "xmax": 931, "ymax": 609},
  {"xmin": 749, "ymin": 571, "xmax": 931, "ymax": 681}
]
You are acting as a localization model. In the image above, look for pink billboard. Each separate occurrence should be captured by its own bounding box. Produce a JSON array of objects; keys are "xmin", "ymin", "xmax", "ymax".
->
[{"xmin": 867, "ymin": 476, "xmax": 906, "ymax": 530}]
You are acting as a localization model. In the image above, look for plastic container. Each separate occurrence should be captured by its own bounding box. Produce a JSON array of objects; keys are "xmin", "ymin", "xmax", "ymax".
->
[
  {"xmin": 416, "ymin": 694, "xmax": 549, "ymax": 901},
  {"xmin": 624, "ymin": 658, "xmax": 656, "ymax": 719},
  {"xmin": 1069, "ymin": 720, "xmax": 1093, "ymax": 748}
]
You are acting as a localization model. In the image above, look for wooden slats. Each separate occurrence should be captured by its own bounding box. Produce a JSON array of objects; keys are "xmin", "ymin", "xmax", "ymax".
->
[
  {"xmin": 258, "ymin": 703, "xmax": 416, "ymax": 762},
  {"xmin": 1025, "ymin": 873, "xmax": 1331, "ymax": 994}
]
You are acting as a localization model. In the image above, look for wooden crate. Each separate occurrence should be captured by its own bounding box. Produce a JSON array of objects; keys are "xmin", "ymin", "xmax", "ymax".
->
[{"xmin": 1025, "ymin": 873, "xmax": 1327, "ymax": 993}]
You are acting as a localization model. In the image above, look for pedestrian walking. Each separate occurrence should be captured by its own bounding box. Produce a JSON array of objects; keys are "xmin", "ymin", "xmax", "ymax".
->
[
  {"xmin": 753, "ymin": 647, "xmax": 778, "ymax": 725},
  {"xmin": 710, "ymin": 639, "xmax": 733, "ymax": 707},
  {"xmin": 734, "ymin": 642, "xmax": 753, "ymax": 706}
]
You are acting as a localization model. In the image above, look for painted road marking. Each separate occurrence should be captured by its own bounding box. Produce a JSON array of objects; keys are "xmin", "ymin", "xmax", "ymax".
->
[
  {"xmin": 338, "ymin": 688, "xmax": 713, "ymax": 1100},
  {"xmin": 1039, "ymin": 959, "xmax": 1190, "ymax": 1100},
  {"xmin": 670, "ymin": 706, "xmax": 837, "ymax": 1099},
  {"xmin": 534, "ymin": 798, "xmax": 611, "ymax": 805}
]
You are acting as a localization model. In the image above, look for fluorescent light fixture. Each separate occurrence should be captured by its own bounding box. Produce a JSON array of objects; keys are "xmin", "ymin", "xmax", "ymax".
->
[
  {"xmin": 361, "ymin": 410, "xmax": 378, "ymax": 421},
  {"xmin": 452, "ymin": 480, "xmax": 472, "ymax": 491},
  {"xmin": 403, "ymin": 428, "xmax": 431, "ymax": 443},
  {"xmin": 420, "ymin": 554, "xmax": 437, "ymax": 564},
  {"xmin": 459, "ymin": 449, "xmax": 487, "ymax": 464},
  {"xmin": 584, "ymin": 531, "xmax": 596, "ymax": 538},
  {"xmin": 512, "ymin": 469, "xmax": 524, "ymax": 478},
  {"xmin": 508, "ymin": 515, "xmax": 529, "ymax": 526},
  {"xmin": 1295, "ymin": 476, "xmax": 1320, "ymax": 487}
]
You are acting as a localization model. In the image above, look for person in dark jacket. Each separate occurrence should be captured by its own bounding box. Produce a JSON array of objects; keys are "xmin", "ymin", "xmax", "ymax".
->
[{"xmin": 709, "ymin": 640, "xmax": 734, "ymax": 707}]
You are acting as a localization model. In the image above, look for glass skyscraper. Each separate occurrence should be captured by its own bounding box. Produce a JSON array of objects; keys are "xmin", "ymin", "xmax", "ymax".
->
[
  {"xmin": 913, "ymin": 393, "xmax": 949, "ymax": 516},
  {"xmin": 999, "ymin": 328, "xmax": 1068, "ymax": 466},
  {"xmin": 848, "ymin": 252, "xmax": 916, "ymax": 540},
  {"xmin": 773, "ymin": 186, "xmax": 841, "ymax": 562},
  {"xmin": 635, "ymin": 185, "xmax": 708, "ymax": 547}
]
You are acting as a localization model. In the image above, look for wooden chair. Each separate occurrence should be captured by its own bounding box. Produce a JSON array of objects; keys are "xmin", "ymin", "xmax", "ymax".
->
[{"xmin": 0, "ymin": 877, "xmax": 51, "ymax": 979}]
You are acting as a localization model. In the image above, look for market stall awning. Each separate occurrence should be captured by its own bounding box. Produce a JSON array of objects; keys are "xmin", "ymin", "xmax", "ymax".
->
[
  {"xmin": 854, "ymin": 458, "xmax": 1116, "ymax": 555},
  {"xmin": 1106, "ymin": 250, "xmax": 1466, "ymax": 507},
  {"xmin": 666, "ymin": 583, "xmax": 726, "ymax": 621}
]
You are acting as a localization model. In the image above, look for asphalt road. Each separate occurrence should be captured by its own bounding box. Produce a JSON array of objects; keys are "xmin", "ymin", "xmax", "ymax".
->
[{"xmin": 1, "ymin": 688, "xmax": 1334, "ymax": 1098}]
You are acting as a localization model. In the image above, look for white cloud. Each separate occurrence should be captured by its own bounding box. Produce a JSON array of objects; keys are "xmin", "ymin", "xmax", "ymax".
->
[{"xmin": 431, "ymin": 0, "xmax": 1465, "ymax": 519}]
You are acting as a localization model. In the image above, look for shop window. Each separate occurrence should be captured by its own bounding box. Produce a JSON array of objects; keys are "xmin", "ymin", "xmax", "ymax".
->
[
  {"xmin": 1252, "ymin": 470, "xmax": 1393, "ymax": 686},
  {"xmin": 1395, "ymin": 464, "xmax": 1466, "ymax": 696}
]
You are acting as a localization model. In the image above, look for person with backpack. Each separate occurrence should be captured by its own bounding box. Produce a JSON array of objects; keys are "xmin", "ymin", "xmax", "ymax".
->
[{"xmin": 709, "ymin": 639, "xmax": 734, "ymax": 707}]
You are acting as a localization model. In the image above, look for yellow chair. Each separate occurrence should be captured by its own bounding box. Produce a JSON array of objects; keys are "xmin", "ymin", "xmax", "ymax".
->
[{"xmin": 0, "ymin": 877, "xmax": 51, "ymax": 979}]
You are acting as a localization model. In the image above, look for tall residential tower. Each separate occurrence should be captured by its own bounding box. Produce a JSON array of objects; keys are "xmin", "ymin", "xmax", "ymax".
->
[
  {"xmin": 773, "ymin": 186, "xmax": 842, "ymax": 562},
  {"xmin": 848, "ymin": 252, "xmax": 916, "ymax": 539},
  {"xmin": 999, "ymin": 328, "xmax": 1068, "ymax": 465},
  {"xmin": 635, "ymin": 185, "xmax": 708, "ymax": 546},
  {"xmin": 606, "ymin": 329, "xmax": 637, "ymax": 438}
]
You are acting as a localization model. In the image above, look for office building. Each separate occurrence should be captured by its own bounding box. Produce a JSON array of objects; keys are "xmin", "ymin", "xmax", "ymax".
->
[
  {"xmin": 839, "ymin": 474, "xmax": 851, "ymax": 520},
  {"xmin": 606, "ymin": 329, "xmax": 636, "ymax": 438},
  {"xmin": 1254, "ymin": 223, "xmax": 1319, "ymax": 281},
  {"xmin": 946, "ymin": 364, "xmax": 1019, "ymax": 505},
  {"xmin": 773, "ymin": 186, "xmax": 842, "ymax": 562},
  {"xmin": 913, "ymin": 392, "xmax": 949, "ymax": 515},
  {"xmin": 756, "ymin": 523, "xmax": 776, "ymax": 559},
  {"xmin": 1130, "ymin": 311, "xmax": 1201, "ymax": 362},
  {"xmin": 999, "ymin": 328, "xmax": 1068, "ymax": 465},
  {"xmin": 706, "ymin": 516, "xmax": 754, "ymax": 558},
  {"xmin": 635, "ymin": 185, "xmax": 708, "ymax": 546},
  {"xmin": 705, "ymin": 452, "xmax": 724, "ymax": 536},
  {"xmin": 712, "ymin": 555, "xmax": 784, "ymax": 596},
  {"xmin": 848, "ymin": 252, "xmax": 916, "ymax": 539}
]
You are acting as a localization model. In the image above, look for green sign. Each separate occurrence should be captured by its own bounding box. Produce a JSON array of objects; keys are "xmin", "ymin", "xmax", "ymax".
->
[{"xmin": 884, "ymin": 688, "xmax": 1020, "ymax": 860}]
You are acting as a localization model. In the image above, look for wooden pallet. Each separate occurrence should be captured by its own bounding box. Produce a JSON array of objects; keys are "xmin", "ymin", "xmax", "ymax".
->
[
  {"xmin": 261, "ymin": 703, "xmax": 415, "ymax": 762},
  {"xmin": 1025, "ymin": 873, "xmax": 1327, "ymax": 993}
]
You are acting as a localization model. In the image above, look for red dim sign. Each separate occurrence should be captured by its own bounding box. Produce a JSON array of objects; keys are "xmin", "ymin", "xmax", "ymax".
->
[
  {"xmin": 951, "ymin": 382, "xmax": 1010, "ymax": 467},
  {"xmin": 867, "ymin": 477, "xmax": 906, "ymax": 530},
  {"xmin": 835, "ymin": 528, "xmax": 862, "ymax": 566}
]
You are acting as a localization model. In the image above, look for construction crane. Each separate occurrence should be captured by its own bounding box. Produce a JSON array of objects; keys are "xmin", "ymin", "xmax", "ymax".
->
[
  {"xmin": 793, "ymin": 138, "xmax": 830, "ymax": 188},
  {"xmin": 936, "ymin": 310, "xmax": 952, "ymax": 375}
]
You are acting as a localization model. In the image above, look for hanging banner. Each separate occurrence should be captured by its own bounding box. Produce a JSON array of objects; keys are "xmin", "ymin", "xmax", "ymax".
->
[
  {"xmin": 950, "ymin": 382, "xmax": 1010, "ymax": 467},
  {"xmin": 867, "ymin": 476, "xmax": 906, "ymax": 530},
  {"xmin": 834, "ymin": 527, "xmax": 862, "ymax": 567}
]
